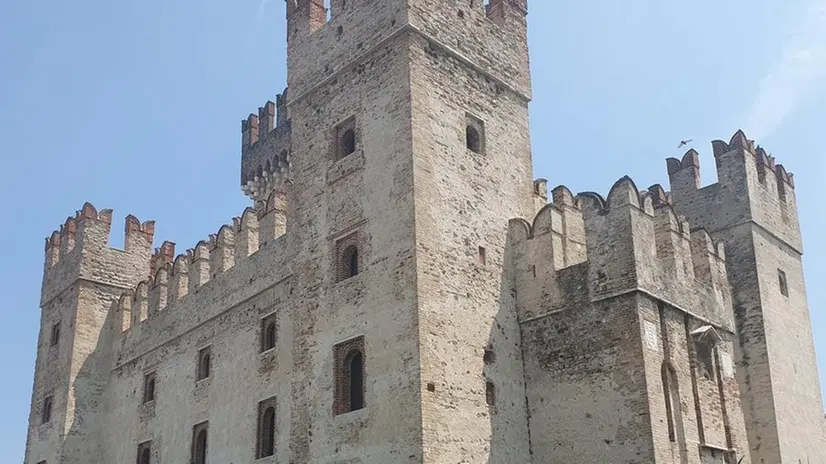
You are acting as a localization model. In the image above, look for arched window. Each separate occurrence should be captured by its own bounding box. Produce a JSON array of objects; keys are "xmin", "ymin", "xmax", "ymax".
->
[
  {"xmin": 194, "ymin": 430, "xmax": 207, "ymax": 464},
  {"xmin": 143, "ymin": 374, "xmax": 156, "ymax": 403},
  {"xmin": 340, "ymin": 129, "xmax": 356, "ymax": 157},
  {"xmin": 259, "ymin": 406, "xmax": 276, "ymax": 457},
  {"xmin": 333, "ymin": 336, "xmax": 365, "ymax": 416},
  {"xmin": 345, "ymin": 350, "xmax": 365, "ymax": 411},
  {"xmin": 342, "ymin": 245, "xmax": 359, "ymax": 279},
  {"xmin": 197, "ymin": 347, "xmax": 211, "ymax": 381},
  {"xmin": 139, "ymin": 448, "xmax": 150, "ymax": 464}
]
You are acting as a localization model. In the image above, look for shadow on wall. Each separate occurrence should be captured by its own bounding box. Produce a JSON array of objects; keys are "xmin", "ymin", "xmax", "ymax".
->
[
  {"xmin": 486, "ymin": 231, "xmax": 532, "ymax": 464},
  {"xmin": 60, "ymin": 299, "xmax": 119, "ymax": 464}
]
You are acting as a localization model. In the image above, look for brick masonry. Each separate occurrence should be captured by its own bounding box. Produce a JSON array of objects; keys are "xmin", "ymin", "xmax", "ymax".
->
[{"xmin": 23, "ymin": 1, "xmax": 825, "ymax": 463}]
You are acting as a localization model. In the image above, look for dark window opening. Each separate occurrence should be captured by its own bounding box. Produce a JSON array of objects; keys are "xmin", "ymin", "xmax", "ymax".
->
[
  {"xmin": 261, "ymin": 315, "xmax": 277, "ymax": 352},
  {"xmin": 343, "ymin": 245, "xmax": 359, "ymax": 279},
  {"xmin": 478, "ymin": 246, "xmax": 487, "ymax": 266},
  {"xmin": 192, "ymin": 423, "xmax": 208, "ymax": 464},
  {"xmin": 137, "ymin": 442, "xmax": 151, "ymax": 464},
  {"xmin": 696, "ymin": 342, "xmax": 716, "ymax": 381},
  {"xmin": 778, "ymin": 269, "xmax": 789, "ymax": 297},
  {"xmin": 197, "ymin": 347, "xmax": 211, "ymax": 381},
  {"xmin": 340, "ymin": 129, "xmax": 355, "ymax": 157},
  {"xmin": 143, "ymin": 373, "xmax": 156, "ymax": 403},
  {"xmin": 42, "ymin": 396, "xmax": 53, "ymax": 424},
  {"xmin": 334, "ymin": 337, "xmax": 365, "ymax": 415},
  {"xmin": 258, "ymin": 405, "xmax": 276, "ymax": 458},
  {"xmin": 485, "ymin": 381, "xmax": 496, "ymax": 406},
  {"xmin": 466, "ymin": 125, "xmax": 481, "ymax": 153},
  {"xmin": 50, "ymin": 322, "xmax": 60, "ymax": 347},
  {"xmin": 662, "ymin": 364, "xmax": 678, "ymax": 442},
  {"xmin": 484, "ymin": 349, "xmax": 496, "ymax": 365},
  {"xmin": 346, "ymin": 350, "xmax": 365, "ymax": 411}
]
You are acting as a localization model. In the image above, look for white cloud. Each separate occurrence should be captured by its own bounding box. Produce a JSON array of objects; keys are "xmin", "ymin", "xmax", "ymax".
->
[
  {"xmin": 746, "ymin": 0, "xmax": 826, "ymax": 140},
  {"xmin": 257, "ymin": 0, "xmax": 271, "ymax": 16}
]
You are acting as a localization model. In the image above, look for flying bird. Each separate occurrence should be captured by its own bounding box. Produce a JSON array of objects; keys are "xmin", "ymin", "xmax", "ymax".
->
[{"xmin": 677, "ymin": 139, "xmax": 693, "ymax": 148}]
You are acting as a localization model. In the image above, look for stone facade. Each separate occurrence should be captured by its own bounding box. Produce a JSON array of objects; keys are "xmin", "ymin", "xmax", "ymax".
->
[{"xmin": 23, "ymin": 1, "xmax": 825, "ymax": 463}]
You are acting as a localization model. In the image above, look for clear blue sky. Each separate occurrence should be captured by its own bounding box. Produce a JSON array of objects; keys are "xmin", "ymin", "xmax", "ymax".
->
[{"xmin": 1, "ymin": 1, "xmax": 824, "ymax": 461}]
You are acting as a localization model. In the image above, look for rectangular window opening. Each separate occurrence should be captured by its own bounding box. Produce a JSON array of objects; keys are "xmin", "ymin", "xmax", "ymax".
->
[
  {"xmin": 41, "ymin": 395, "xmax": 53, "ymax": 424},
  {"xmin": 136, "ymin": 440, "xmax": 152, "ymax": 464},
  {"xmin": 50, "ymin": 322, "xmax": 60, "ymax": 347},
  {"xmin": 143, "ymin": 372, "xmax": 156, "ymax": 403},
  {"xmin": 260, "ymin": 314, "xmax": 278, "ymax": 352},
  {"xmin": 197, "ymin": 346, "xmax": 211, "ymax": 381},
  {"xmin": 778, "ymin": 269, "xmax": 789, "ymax": 297},
  {"xmin": 478, "ymin": 246, "xmax": 487, "ymax": 266}
]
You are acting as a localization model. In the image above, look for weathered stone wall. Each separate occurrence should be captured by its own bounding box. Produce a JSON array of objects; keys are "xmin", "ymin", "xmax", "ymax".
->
[
  {"xmin": 511, "ymin": 178, "xmax": 749, "ymax": 463},
  {"xmin": 407, "ymin": 5, "xmax": 536, "ymax": 460},
  {"xmin": 521, "ymin": 292, "xmax": 655, "ymax": 463},
  {"xmin": 26, "ymin": 207, "xmax": 153, "ymax": 464},
  {"xmin": 284, "ymin": 26, "xmax": 422, "ymax": 463},
  {"xmin": 668, "ymin": 132, "xmax": 826, "ymax": 463}
]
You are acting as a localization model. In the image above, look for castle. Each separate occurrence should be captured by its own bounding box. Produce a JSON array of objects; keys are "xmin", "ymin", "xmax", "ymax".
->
[{"xmin": 23, "ymin": 1, "xmax": 826, "ymax": 463}]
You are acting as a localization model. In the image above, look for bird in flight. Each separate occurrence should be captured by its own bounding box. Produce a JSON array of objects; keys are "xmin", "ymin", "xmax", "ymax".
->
[{"xmin": 678, "ymin": 139, "xmax": 693, "ymax": 148}]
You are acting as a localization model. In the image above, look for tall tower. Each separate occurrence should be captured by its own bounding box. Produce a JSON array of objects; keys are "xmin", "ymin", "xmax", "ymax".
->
[
  {"xmin": 25, "ymin": 206, "xmax": 153, "ymax": 464},
  {"xmin": 276, "ymin": 0, "xmax": 536, "ymax": 462},
  {"xmin": 668, "ymin": 132, "xmax": 826, "ymax": 462}
]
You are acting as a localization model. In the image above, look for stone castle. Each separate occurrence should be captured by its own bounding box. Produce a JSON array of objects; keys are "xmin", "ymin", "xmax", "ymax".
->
[{"xmin": 24, "ymin": 1, "xmax": 826, "ymax": 463}]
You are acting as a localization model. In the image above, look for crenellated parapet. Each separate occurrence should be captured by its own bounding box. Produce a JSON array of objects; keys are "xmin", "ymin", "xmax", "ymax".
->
[
  {"xmin": 240, "ymin": 89, "xmax": 292, "ymax": 203},
  {"xmin": 667, "ymin": 130, "xmax": 801, "ymax": 252},
  {"xmin": 509, "ymin": 176, "xmax": 732, "ymax": 330},
  {"xmin": 41, "ymin": 202, "xmax": 154, "ymax": 305},
  {"xmin": 114, "ymin": 197, "xmax": 286, "ymax": 337}
]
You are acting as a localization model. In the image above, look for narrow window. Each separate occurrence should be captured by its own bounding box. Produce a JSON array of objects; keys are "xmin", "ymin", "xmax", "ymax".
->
[
  {"xmin": 696, "ymin": 342, "xmax": 716, "ymax": 381},
  {"xmin": 197, "ymin": 347, "xmax": 211, "ymax": 381},
  {"xmin": 136, "ymin": 441, "xmax": 151, "ymax": 464},
  {"xmin": 466, "ymin": 125, "xmax": 481, "ymax": 153},
  {"xmin": 257, "ymin": 400, "xmax": 277, "ymax": 458},
  {"xmin": 662, "ymin": 364, "xmax": 678, "ymax": 442},
  {"xmin": 192, "ymin": 422, "xmax": 208, "ymax": 464},
  {"xmin": 50, "ymin": 322, "xmax": 60, "ymax": 347},
  {"xmin": 478, "ymin": 246, "xmax": 487, "ymax": 266},
  {"xmin": 465, "ymin": 113, "xmax": 486, "ymax": 154},
  {"xmin": 778, "ymin": 269, "xmax": 789, "ymax": 297},
  {"xmin": 343, "ymin": 245, "xmax": 358, "ymax": 279},
  {"xmin": 261, "ymin": 314, "xmax": 277, "ymax": 352},
  {"xmin": 42, "ymin": 396, "xmax": 53, "ymax": 424},
  {"xmin": 143, "ymin": 373, "xmax": 156, "ymax": 403},
  {"xmin": 334, "ymin": 337, "xmax": 366, "ymax": 415},
  {"xmin": 347, "ymin": 350, "xmax": 365, "ymax": 411},
  {"xmin": 485, "ymin": 381, "xmax": 496, "ymax": 406},
  {"xmin": 341, "ymin": 129, "xmax": 355, "ymax": 156},
  {"xmin": 334, "ymin": 117, "xmax": 357, "ymax": 159}
]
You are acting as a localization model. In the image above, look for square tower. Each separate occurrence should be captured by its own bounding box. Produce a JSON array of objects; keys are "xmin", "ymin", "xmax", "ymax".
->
[{"xmin": 668, "ymin": 133, "xmax": 826, "ymax": 463}]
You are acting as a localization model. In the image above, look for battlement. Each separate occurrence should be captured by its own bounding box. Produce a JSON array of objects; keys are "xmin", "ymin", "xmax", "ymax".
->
[
  {"xmin": 510, "ymin": 177, "xmax": 732, "ymax": 329},
  {"xmin": 41, "ymin": 203, "xmax": 154, "ymax": 304},
  {"xmin": 115, "ymin": 188, "xmax": 287, "ymax": 337},
  {"xmin": 240, "ymin": 91, "xmax": 292, "ymax": 202},
  {"xmin": 667, "ymin": 130, "xmax": 801, "ymax": 252}
]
